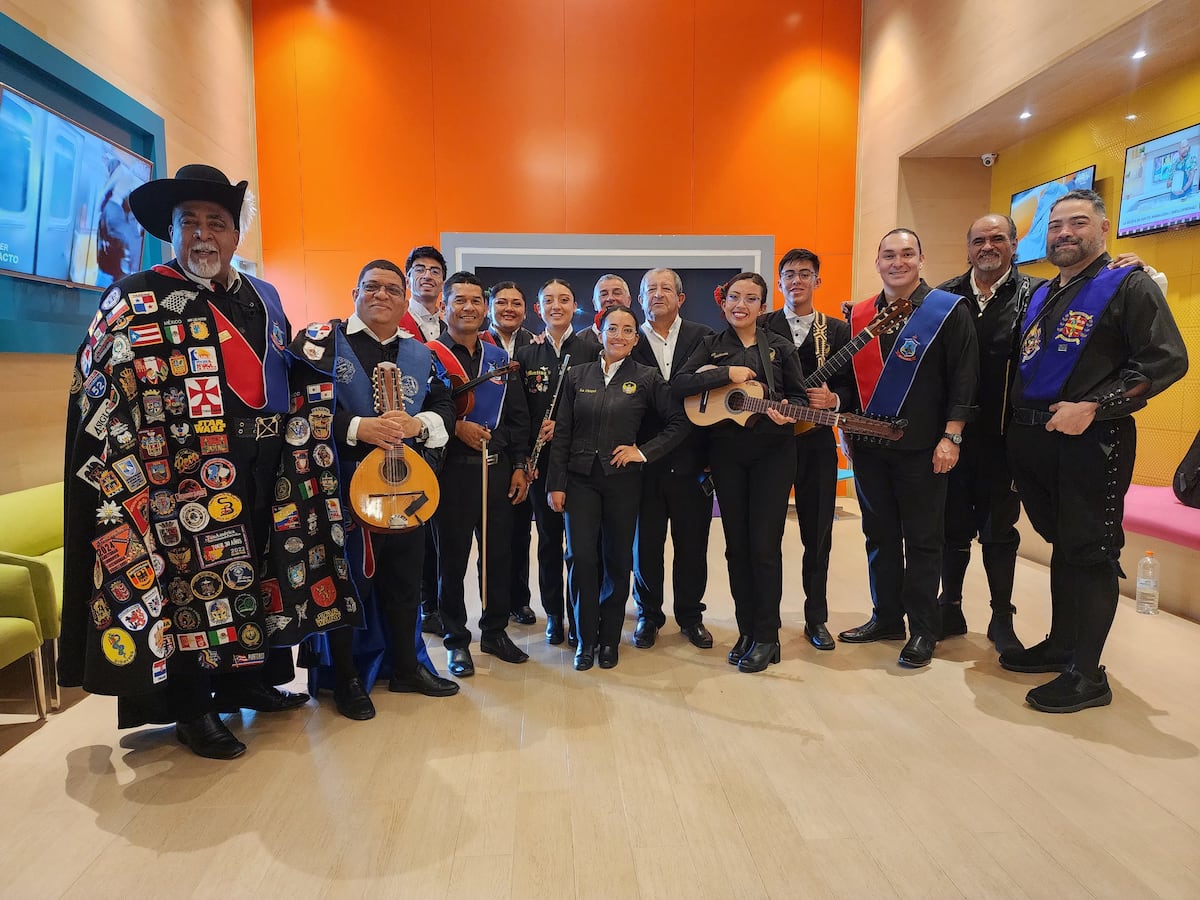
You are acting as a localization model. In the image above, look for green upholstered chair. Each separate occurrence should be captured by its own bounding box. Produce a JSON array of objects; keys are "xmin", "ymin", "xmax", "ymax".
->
[
  {"xmin": 0, "ymin": 562, "xmax": 48, "ymax": 720},
  {"xmin": 0, "ymin": 482, "xmax": 64, "ymax": 710}
]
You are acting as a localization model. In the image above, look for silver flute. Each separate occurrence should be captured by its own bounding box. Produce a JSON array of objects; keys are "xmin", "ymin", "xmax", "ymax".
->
[{"xmin": 527, "ymin": 352, "xmax": 571, "ymax": 477}]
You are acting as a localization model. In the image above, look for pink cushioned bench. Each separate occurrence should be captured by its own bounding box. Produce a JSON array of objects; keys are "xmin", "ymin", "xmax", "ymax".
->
[{"xmin": 1123, "ymin": 485, "xmax": 1200, "ymax": 551}]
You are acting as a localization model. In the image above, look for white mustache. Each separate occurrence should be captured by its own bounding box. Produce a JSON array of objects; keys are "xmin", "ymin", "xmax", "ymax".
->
[{"xmin": 190, "ymin": 243, "xmax": 218, "ymax": 253}]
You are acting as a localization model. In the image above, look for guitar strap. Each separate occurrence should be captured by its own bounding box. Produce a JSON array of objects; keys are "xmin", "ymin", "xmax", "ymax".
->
[
  {"xmin": 755, "ymin": 329, "xmax": 778, "ymax": 400},
  {"xmin": 811, "ymin": 311, "xmax": 829, "ymax": 369}
]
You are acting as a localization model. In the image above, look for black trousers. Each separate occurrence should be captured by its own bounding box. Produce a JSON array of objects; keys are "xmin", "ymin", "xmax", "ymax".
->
[
  {"xmin": 420, "ymin": 528, "xmax": 439, "ymax": 617},
  {"xmin": 434, "ymin": 458, "xmax": 514, "ymax": 650},
  {"xmin": 530, "ymin": 471, "xmax": 570, "ymax": 619},
  {"xmin": 632, "ymin": 465, "xmax": 711, "ymax": 628},
  {"xmin": 564, "ymin": 462, "xmax": 642, "ymax": 647},
  {"xmin": 709, "ymin": 434, "xmax": 795, "ymax": 644},
  {"xmin": 1007, "ymin": 417, "xmax": 1135, "ymax": 674},
  {"xmin": 790, "ymin": 429, "xmax": 838, "ymax": 624},
  {"xmin": 507, "ymin": 494, "xmax": 534, "ymax": 611},
  {"xmin": 941, "ymin": 431, "xmax": 1021, "ymax": 613},
  {"xmin": 853, "ymin": 445, "xmax": 947, "ymax": 641}
]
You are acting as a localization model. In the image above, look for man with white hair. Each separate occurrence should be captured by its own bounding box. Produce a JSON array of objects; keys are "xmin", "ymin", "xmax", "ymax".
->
[{"xmin": 576, "ymin": 274, "xmax": 634, "ymax": 346}]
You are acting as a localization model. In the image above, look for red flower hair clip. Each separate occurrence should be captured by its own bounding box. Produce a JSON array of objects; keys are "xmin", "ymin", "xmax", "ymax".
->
[{"xmin": 713, "ymin": 284, "xmax": 725, "ymax": 306}]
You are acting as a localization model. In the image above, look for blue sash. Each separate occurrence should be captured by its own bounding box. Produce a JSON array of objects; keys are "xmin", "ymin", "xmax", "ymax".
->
[
  {"xmin": 243, "ymin": 273, "xmax": 291, "ymax": 413},
  {"xmin": 334, "ymin": 329, "xmax": 432, "ymax": 419},
  {"xmin": 865, "ymin": 288, "xmax": 961, "ymax": 416},
  {"xmin": 430, "ymin": 339, "xmax": 509, "ymax": 430},
  {"xmin": 1018, "ymin": 265, "xmax": 1131, "ymax": 402}
]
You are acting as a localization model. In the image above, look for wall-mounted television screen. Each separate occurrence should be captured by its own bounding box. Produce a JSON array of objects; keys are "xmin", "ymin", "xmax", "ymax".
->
[
  {"xmin": 1010, "ymin": 165, "xmax": 1096, "ymax": 265},
  {"xmin": 0, "ymin": 81, "xmax": 153, "ymax": 291},
  {"xmin": 1117, "ymin": 122, "xmax": 1200, "ymax": 238}
]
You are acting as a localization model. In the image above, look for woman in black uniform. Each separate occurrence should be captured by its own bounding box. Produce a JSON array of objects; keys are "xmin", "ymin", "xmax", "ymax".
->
[
  {"xmin": 548, "ymin": 307, "xmax": 688, "ymax": 671},
  {"xmin": 674, "ymin": 273, "xmax": 806, "ymax": 673}
]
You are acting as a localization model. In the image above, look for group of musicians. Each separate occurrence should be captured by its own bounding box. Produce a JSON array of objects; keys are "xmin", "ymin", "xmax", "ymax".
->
[{"xmin": 62, "ymin": 165, "xmax": 1187, "ymax": 760}]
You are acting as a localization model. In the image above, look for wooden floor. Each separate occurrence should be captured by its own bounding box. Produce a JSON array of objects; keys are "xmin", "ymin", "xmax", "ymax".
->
[{"xmin": 2, "ymin": 499, "xmax": 1199, "ymax": 899}]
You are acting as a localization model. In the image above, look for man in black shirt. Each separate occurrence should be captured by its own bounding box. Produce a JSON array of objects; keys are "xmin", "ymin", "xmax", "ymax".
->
[
  {"xmin": 838, "ymin": 229, "xmax": 979, "ymax": 668},
  {"xmin": 1003, "ymin": 190, "xmax": 1187, "ymax": 712},
  {"xmin": 430, "ymin": 273, "xmax": 531, "ymax": 677}
]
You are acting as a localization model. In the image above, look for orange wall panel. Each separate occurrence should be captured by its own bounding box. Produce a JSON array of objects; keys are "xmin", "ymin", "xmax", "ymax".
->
[{"xmin": 251, "ymin": 0, "xmax": 861, "ymax": 316}]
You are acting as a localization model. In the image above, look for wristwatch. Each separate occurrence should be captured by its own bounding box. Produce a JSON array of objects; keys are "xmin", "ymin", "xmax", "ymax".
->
[{"xmin": 941, "ymin": 432, "xmax": 963, "ymax": 445}]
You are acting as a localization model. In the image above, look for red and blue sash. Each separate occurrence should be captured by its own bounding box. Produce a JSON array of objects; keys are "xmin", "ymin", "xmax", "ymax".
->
[
  {"xmin": 1017, "ymin": 265, "xmax": 1132, "ymax": 402},
  {"xmin": 852, "ymin": 288, "xmax": 961, "ymax": 416},
  {"xmin": 428, "ymin": 337, "xmax": 509, "ymax": 430}
]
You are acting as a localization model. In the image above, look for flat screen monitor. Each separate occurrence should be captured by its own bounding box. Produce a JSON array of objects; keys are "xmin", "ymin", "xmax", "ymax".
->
[
  {"xmin": 0, "ymin": 81, "xmax": 153, "ymax": 291},
  {"xmin": 1010, "ymin": 165, "xmax": 1096, "ymax": 265},
  {"xmin": 1117, "ymin": 121, "xmax": 1200, "ymax": 238}
]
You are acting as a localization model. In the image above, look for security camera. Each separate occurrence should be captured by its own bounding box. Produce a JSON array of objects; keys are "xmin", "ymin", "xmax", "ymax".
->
[{"xmin": 981, "ymin": 153, "xmax": 999, "ymax": 167}]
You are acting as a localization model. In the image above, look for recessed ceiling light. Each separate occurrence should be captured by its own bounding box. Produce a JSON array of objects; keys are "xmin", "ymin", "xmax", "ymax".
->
[
  {"xmin": 1019, "ymin": 111, "xmax": 1032, "ymax": 120},
  {"xmin": 1126, "ymin": 114, "xmax": 1139, "ymax": 121},
  {"xmin": 1132, "ymin": 49, "xmax": 1147, "ymax": 60}
]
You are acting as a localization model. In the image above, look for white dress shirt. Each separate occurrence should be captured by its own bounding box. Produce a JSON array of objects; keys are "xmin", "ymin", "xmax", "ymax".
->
[{"xmin": 640, "ymin": 316, "xmax": 682, "ymax": 379}]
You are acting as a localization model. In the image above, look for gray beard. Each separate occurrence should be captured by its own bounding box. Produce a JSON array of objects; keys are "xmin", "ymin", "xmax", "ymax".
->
[{"xmin": 186, "ymin": 253, "xmax": 221, "ymax": 280}]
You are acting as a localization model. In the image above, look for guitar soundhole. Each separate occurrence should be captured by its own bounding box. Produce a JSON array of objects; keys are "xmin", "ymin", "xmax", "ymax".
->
[
  {"xmin": 380, "ymin": 457, "xmax": 409, "ymax": 484},
  {"xmin": 727, "ymin": 390, "xmax": 746, "ymax": 412}
]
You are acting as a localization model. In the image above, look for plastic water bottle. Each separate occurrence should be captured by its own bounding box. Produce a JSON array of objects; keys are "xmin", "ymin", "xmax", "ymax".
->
[{"xmin": 1136, "ymin": 551, "xmax": 1159, "ymax": 615}]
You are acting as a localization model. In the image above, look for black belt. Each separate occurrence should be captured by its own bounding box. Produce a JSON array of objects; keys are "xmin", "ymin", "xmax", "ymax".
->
[
  {"xmin": 447, "ymin": 452, "xmax": 501, "ymax": 466},
  {"xmin": 230, "ymin": 414, "xmax": 282, "ymax": 438},
  {"xmin": 1011, "ymin": 408, "xmax": 1054, "ymax": 426}
]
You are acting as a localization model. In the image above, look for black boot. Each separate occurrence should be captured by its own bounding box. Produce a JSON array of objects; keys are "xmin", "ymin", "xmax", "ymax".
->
[
  {"xmin": 986, "ymin": 607, "xmax": 1023, "ymax": 655},
  {"xmin": 938, "ymin": 602, "xmax": 968, "ymax": 639}
]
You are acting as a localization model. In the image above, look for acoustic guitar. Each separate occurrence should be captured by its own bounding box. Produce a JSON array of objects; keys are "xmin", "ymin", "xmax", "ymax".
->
[
  {"xmin": 349, "ymin": 362, "xmax": 441, "ymax": 533},
  {"xmin": 793, "ymin": 298, "xmax": 912, "ymax": 434},
  {"xmin": 684, "ymin": 372, "xmax": 906, "ymax": 443}
]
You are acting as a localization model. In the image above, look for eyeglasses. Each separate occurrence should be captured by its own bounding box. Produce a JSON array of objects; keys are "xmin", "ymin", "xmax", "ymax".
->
[
  {"xmin": 360, "ymin": 282, "xmax": 405, "ymax": 297},
  {"xmin": 409, "ymin": 264, "xmax": 444, "ymax": 278},
  {"xmin": 603, "ymin": 325, "xmax": 638, "ymax": 336},
  {"xmin": 781, "ymin": 270, "xmax": 817, "ymax": 283}
]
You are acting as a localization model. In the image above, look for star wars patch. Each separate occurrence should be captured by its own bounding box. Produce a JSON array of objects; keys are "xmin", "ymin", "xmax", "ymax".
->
[
  {"xmin": 129, "ymin": 323, "xmax": 163, "ymax": 347},
  {"xmin": 325, "ymin": 498, "xmax": 343, "ymax": 522},
  {"xmin": 1055, "ymin": 310, "xmax": 1094, "ymax": 346},
  {"xmin": 128, "ymin": 290, "xmax": 158, "ymax": 314},
  {"xmin": 101, "ymin": 627, "xmax": 136, "ymax": 665},
  {"xmin": 285, "ymin": 416, "xmax": 311, "ymax": 446},
  {"xmin": 190, "ymin": 570, "xmax": 223, "ymax": 601},
  {"xmin": 90, "ymin": 596, "xmax": 112, "ymax": 629},
  {"xmin": 148, "ymin": 620, "xmax": 172, "ymax": 659},
  {"xmin": 238, "ymin": 622, "xmax": 264, "ymax": 650},
  {"xmin": 196, "ymin": 525, "xmax": 252, "ymax": 567},
  {"xmin": 187, "ymin": 317, "xmax": 209, "ymax": 339},
  {"xmin": 188, "ymin": 346, "xmax": 219, "ymax": 374},
  {"xmin": 146, "ymin": 460, "xmax": 171, "ymax": 485},
  {"xmin": 143, "ymin": 586, "xmax": 164, "ymax": 617},
  {"xmin": 139, "ymin": 427, "xmax": 168, "ymax": 459},
  {"xmin": 205, "ymin": 598, "xmax": 233, "ymax": 627},
  {"xmin": 174, "ymin": 607, "xmax": 201, "ymax": 631},
  {"xmin": 118, "ymin": 603, "xmax": 149, "ymax": 631},
  {"xmin": 312, "ymin": 444, "xmax": 334, "ymax": 468},
  {"xmin": 194, "ymin": 418, "xmax": 226, "ymax": 436},
  {"xmin": 186, "ymin": 376, "xmax": 224, "ymax": 417},
  {"xmin": 622, "ymin": 381, "xmax": 636, "ymax": 395},
  {"xmin": 168, "ymin": 350, "xmax": 189, "ymax": 377},
  {"xmin": 896, "ymin": 336, "xmax": 919, "ymax": 362},
  {"xmin": 126, "ymin": 558, "xmax": 156, "ymax": 590},
  {"xmin": 179, "ymin": 502, "xmax": 211, "ymax": 533},
  {"xmin": 92, "ymin": 525, "xmax": 147, "ymax": 573},
  {"xmin": 314, "ymin": 607, "xmax": 342, "ymax": 628},
  {"xmin": 201, "ymin": 458, "xmax": 236, "ymax": 490},
  {"xmin": 309, "ymin": 578, "xmax": 338, "ymax": 607},
  {"xmin": 223, "ymin": 560, "xmax": 255, "ymax": 591},
  {"xmin": 273, "ymin": 503, "xmax": 301, "ymax": 531},
  {"xmin": 309, "ymin": 408, "xmax": 333, "ymax": 440},
  {"xmin": 177, "ymin": 479, "xmax": 205, "ymax": 502},
  {"xmin": 199, "ymin": 434, "xmax": 229, "ymax": 456},
  {"xmin": 208, "ymin": 492, "xmax": 242, "ymax": 522},
  {"xmin": 302, "ymin": 341, "xmax": 325, "ymax": 361}
]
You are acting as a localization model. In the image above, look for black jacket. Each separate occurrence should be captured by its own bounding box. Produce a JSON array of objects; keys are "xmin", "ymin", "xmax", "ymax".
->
[
  {"xmin": 629, "ymin": 318, "xmax": 712, "ymax": 476},
  {"xmin": 515, "ymin": 331, "xmax": 601, "ymax": 454},
  {"xmin": 760, "ymin": 308, "xmax": 855, "ymax": 446},
  {"xmin": 434, "ymin": 333, "xmax": 530, "ymax": 468},
  {"xmin": 547, "ymin": 358, "xmax": 688, "ymax": 492}
]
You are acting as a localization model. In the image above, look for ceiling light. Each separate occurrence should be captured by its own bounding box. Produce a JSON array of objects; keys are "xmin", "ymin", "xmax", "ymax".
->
[
  {"xmin": 1126, "ymin": 114, "xmax": 1138, "ymax": 121},
  {"xmin": 1019, "ymin": 111, "xmax": 1032, "ymax": 120},
  {"xmin": 1132, "ymin": 49, "xmax": 1147, "ymax": 60}
]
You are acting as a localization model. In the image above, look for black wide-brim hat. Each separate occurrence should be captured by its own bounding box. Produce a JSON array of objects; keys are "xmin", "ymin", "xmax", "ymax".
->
[{"xmin": 129, "ymin": 164, "xmax": 249, "ymax": 242}]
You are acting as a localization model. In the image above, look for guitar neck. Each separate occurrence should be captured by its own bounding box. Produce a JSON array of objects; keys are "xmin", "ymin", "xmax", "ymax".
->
[{"xmin": 739, "ymin": 394, "xmax": 839, "ymax": 428}]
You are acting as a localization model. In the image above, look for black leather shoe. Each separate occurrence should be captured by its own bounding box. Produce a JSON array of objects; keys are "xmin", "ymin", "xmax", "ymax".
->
[
  {"xmin": 681, "ymin": 623, "xmax": 714, "ymax": 649},
  {"xmin": 999, "ymin": 637, "xmax": 1072, "ymax": 674},
  {"xmin": 176, "ymin": 713, "xmax": 246, "ymax": 760},
  {"xmin": 389, "ymin": 664, "xmax": 460, "ymax": 697},
  {"xmin": 737, "ymin": 641, "xmax": 780, "ymax": 673},
  {"xmin": 838, "ymin": 616, "xmax": 906, "ymax": 643},
  {"xmin": 480, "ymin": 632, "xmax": 530, "ymax": 664},
  {"xmin": 447, "ymin": 647, "xmax": 475, "ymax": 678},
  {"xmin": 598, "ymin": 644, "xmax": 619, "ymax": 669},
  {"xmin": 938, "ymin": 603, "xmax": 968, "ymax": 639},
  {"xmin": 804, "ymin": 622, "xmax": 835, "ymax": 651},
  {"xmin": 568, "ymin": 625, "xmax": 578, "ymax": 648},
  {"xmin": 213, "ymin": 682, "xmax": 310, "ymax": 713},
  {"xmin": 728, "ymin": 634, "xmax": 753, "ymax": 665},
  {"xmin": 333, "ymin": 677, "xmax": 375, "ymax": 720},
  {"xmin": 1026, "ymin": 666, "xmax": 1112, "ymax": 713},
  {"xmin": 633, "ymin": 618, "xmax": 658, "ymax": 649},
  {"xmin": 898, "ymin": 635, "xmax": 936, "ymax": 668},
  {"xmin": 421, "ymin": 609, "xmax": 444, "ymax": 635},
  {"xmin": 574, "ymin": 644, "xmax": 595, "ymax": 671},
  {"xmin": 546, "ymin": 615, "xmax": 565, "ymax": 645},
  {"xmin": 986, "ymin": 613, "xmax": 1024, "ymax": 656},
  {"xmin": 510, "ymin": 605, "xmax": 537, "ymax": 625}
]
